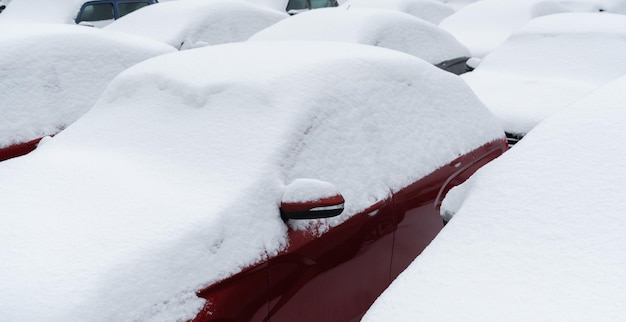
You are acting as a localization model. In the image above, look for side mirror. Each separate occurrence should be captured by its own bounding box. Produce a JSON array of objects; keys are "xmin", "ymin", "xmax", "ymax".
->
[{"xmin": 280, "ymin": 179, "xmax": 344, "ymax": 221}]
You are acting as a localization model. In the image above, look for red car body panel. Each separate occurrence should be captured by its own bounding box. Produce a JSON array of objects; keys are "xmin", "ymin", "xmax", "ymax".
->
[
  {"xmin": 0, "ymin": 137, "xmax": 43, "ymax": 162},
  {"xmin": 192, "ymin": 139, "xmax": 507, "ymax": 322}
]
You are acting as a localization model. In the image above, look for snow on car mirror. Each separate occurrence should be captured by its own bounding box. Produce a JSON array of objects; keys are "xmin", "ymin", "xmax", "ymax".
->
[{"xmin": 280, "ymin": 178, "xmax": 344, "ymax": 221}]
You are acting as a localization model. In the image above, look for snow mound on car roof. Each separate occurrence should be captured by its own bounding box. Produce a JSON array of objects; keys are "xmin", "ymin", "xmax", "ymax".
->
[
  {"xmin": 463, "ymin": 12, "xmax": 626, "ymax": 134},
  {"xmin": 105, "ymin": 0, "xmax": 288, "ymax": 49},
  {"xmin": 0, "ymin": 41, "xmax": 502, "ymax": 321},
  {"xmin": 0, "ymin": 24, "xmax": 175, "ymax": 149},
  {"xmin": 364, "ymin": 71, "xmax": 626, "ymax": 322},
  {"xmin": 340, "ymin": 0, "xmax": 455, "ymax": 24},
  {"xmin": 249, "ymin": 7, "xmax": 469, "ymax": 64},
  {"xmin": 439, "ymin": 0, "xmax": 626, "ymax": 57}
]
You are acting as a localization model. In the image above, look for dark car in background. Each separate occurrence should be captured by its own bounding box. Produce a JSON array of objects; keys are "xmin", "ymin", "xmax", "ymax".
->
[
  {"xmin": 75, "ymin": 0, "xmax": 157, "ymax": 25},
  {"xmin": 286, "ymin": 0, "xmax": 337, "ymax": 14}
]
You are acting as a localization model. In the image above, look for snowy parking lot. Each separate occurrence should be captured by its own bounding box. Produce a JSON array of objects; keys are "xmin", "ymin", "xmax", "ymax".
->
[{"xmin": 2, "ymin": 0, "xmax": 626, "ymax": 321}]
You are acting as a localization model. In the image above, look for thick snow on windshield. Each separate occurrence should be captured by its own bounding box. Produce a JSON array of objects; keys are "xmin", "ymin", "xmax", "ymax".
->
[
  {"xmin": 440, "ymin": 0, "xmax": 626, "ymax": 57},
  {"xmin": 363, "ymin": 73, "xmax": 626, "ymax": 322},
  {"xmin": 463, "ymin": 12, "xmax": 626, "ymax": 134},
  {"xmin": 0, "ymin": 41, "xmax": 502, "ymax": 321},
  {"xmin": 339, "ymin": 0, "xmax": 455, "ymax": 24},
  {"xmin": 0, "ymin": 24, "xmax": 175, "ymax": 149},
  {"xmin": 106, "ymin": 0, "xmax": 288, "ymax": 50},
  {"xmin": 249, "ymin": 7, "xmax": 469, "ymax": 64}
]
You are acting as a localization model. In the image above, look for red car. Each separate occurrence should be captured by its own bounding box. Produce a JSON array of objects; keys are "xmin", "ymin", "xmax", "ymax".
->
[{"xmin": 0, "ymin": 41, "xmax": 506, "ymax": 321}]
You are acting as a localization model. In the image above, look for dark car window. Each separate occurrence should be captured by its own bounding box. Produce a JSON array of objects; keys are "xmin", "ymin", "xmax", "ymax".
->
[
  {"xmin": 118, "ymin": 1, "xmax": 150, "ymax": 18},
  {"xmin": 286, "ymin": 0, "xmax": 308, "ymax": 10},
  {"xmin": 79, "ymin": 3, "xmax": 114, "ymax": 22},
  {"xmin": 310, "ymin": 0, "xmax": 337, "ymax": 9}
]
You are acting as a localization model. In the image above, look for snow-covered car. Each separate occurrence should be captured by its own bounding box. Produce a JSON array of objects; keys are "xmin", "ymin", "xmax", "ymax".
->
[
  {"xmin": 0, "ymin": 41, "xmax": 506, "ymax": 321},
  {"xmin": 249, "ymin": 7, "xmax": 472, "ymax": 74},
  {"xmin": 75, "ymin": 0, "xmax": 157, "ymax": 27},
  {"xmin": 105, "ymin": 0, "xmax": 288, "ymax": 49},
  {"xmin": 363, "ymin": 72, "xmax": 626, "ymax": 322},
  {"xmin": 339, "ymin": 0, "xmax": 455, "ymax": 24},
  {"xmin": 462, "ymin": 12, "xmax": 626, "ymax": 143},
  {"xmin": 439, "ymin": 0, "xmax": 626, "ymax": 58},
  {"xmin": 0, "ymin": 24, "xmax": 175, "ymax": 162}
]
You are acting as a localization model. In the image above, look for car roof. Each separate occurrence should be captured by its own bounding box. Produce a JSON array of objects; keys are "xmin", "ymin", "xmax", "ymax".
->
[
  {"xmin": 0, "ymin": 41, "xmax": 503, "ymax": 321},
  {"xmin": 105, "ymin": 0, "xmax": 288, "ymax": 49},
  {"xmin": 249, "ymin": 7, "xmax": 469, "ymax": 64},
  {"xmin": 340, "ymin": 0, "xmax": 455, "ymax": 24}
]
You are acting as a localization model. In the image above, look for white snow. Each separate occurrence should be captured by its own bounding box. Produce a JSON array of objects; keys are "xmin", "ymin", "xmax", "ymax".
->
[
  {"xmin": 340, "ymin": 0, "xmax": 455, "ymax": 24},
  {"xmin": 463, "ymin": 12, "xmax": 626, "ymax": 134},
  {"xmin": 363, "ymin": 71, "xmax": 626, "ymax": 322},
  {"xmin": 0, "ymin": 0, "xmax": 85, "ymax": 24},
  {"xmin": 249, "ymin": 7, "xmax": 469, "ymax": 64},
  {"xmin": 105, "ymin": 0, "xmax": 288, "ymax": 49},
  {"xmin": 0, "ymin": 24, "xmax": 175, "ymax": 149},
  {"xmin": 281, "ymin": 178, "xmax": 341, "ymax": 203},
  {"xmin": 0, "ymin": 41, "xmax": 502, "ymax": 321},
  {"xmin": 439, "ymin": 0, "xmax": 626, "ymax": 58}
]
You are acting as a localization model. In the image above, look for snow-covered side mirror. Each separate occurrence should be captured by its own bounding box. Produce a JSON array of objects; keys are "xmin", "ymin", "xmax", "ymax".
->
[
  {"xmin": 280, "ymin": 179, "xmax": 344, "ymax": 221},
  {"xmin": 465, "ymin": 57, "xmax": 482, "ymax": 72}
]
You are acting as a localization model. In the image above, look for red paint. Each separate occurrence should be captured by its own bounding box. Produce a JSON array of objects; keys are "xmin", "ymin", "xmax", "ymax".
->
[
  {"xmin": 194, "ymin": 139, "xmax": 508, "ymax": 321},
  {"xmin": 280, "ymin": 194, "xmax": 345, "ymax": 213},
  {"xmin": 0, "ymin": 137, "xmax": 44, "ymax": 162}
]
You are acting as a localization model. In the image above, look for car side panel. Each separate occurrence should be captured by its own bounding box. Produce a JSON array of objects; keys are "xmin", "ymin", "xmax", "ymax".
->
[
  {"xmin": 0, "ymin": 138, "xmax": 42, "ymax": 162},
  {"xmin": 390, "ymin": 140, "xmax": 508, "ymax": 278},
  {"xmin": 267, "ymin": 201, "xmax": 395, "ymax": 322},
  {"xmin": 193, "ymin": 140, "xmax": 507, "ymax": 321}
]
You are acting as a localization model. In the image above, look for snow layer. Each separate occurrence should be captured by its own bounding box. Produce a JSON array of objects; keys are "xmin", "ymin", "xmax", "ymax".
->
[
  {"xmin": 463, "ymin": 12, "xmax": 626, "ymax": 134},
  {"xmin": 340, "ymin": 0, "xmax": 455, "ymax": 24},
  {"xmin": 105, "ymin": 0, "xmax": 288, "ymax": 50},
  {"xmin": 0, "ymin": 24, "xmax": 175, "ymax": 149},
  {"xmin": 0, "ymin": 41, "xmax": 502, "ymax": 321},
  {"xmin": 0, "ymin": 0, "xmax": 85, "ymax": 23},
  {"xmin": 249, "ymin": 7, "xmax": 469, "ymax": 64},
  {"xmin": 364, "ymin": 71, "xmax": 626, "ymax": 322},
  {"xmin": 439, "ymin": 0, "xmax": 626, "ymax": 57}
]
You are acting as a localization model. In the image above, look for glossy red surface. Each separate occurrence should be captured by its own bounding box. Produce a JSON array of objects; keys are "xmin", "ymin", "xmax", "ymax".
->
[
  {"xmin": 193, "ymin": 139, "xmax": 507, "ymax": 322},
  {"xmin": 0, "ymin": 137, "xmax": 43, "ymax": 162}
]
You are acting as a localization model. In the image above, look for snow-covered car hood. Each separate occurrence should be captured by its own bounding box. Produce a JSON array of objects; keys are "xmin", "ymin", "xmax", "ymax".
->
[{"xmin": 0, "ymin": 41, "xmax": 503, "ymax": 321}]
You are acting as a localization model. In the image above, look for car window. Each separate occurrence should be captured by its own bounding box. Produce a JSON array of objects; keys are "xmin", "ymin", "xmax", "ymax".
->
[
  {"xmin": 79, "ymin": 3, "xmax": 114, "ymax": 22},
  {"xmin": 286, "ymin": 0, "xmax": 308, "ymax": 10},
  {"xmin": 118, "ymin": 2, "xmax": 150, "ymax": 18},
  {"xmin": 310, "ymin": 0, "xmax": 336, "ymax": 9}
]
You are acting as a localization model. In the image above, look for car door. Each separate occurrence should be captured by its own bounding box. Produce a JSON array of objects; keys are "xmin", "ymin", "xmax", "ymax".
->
[
  {"xmin": 266, "ymin": 199, "xmax": 395, "ymax": 321},
  {"xmin": 390, "ymin": 141, "xmax": 507, "ymax": 278}
]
